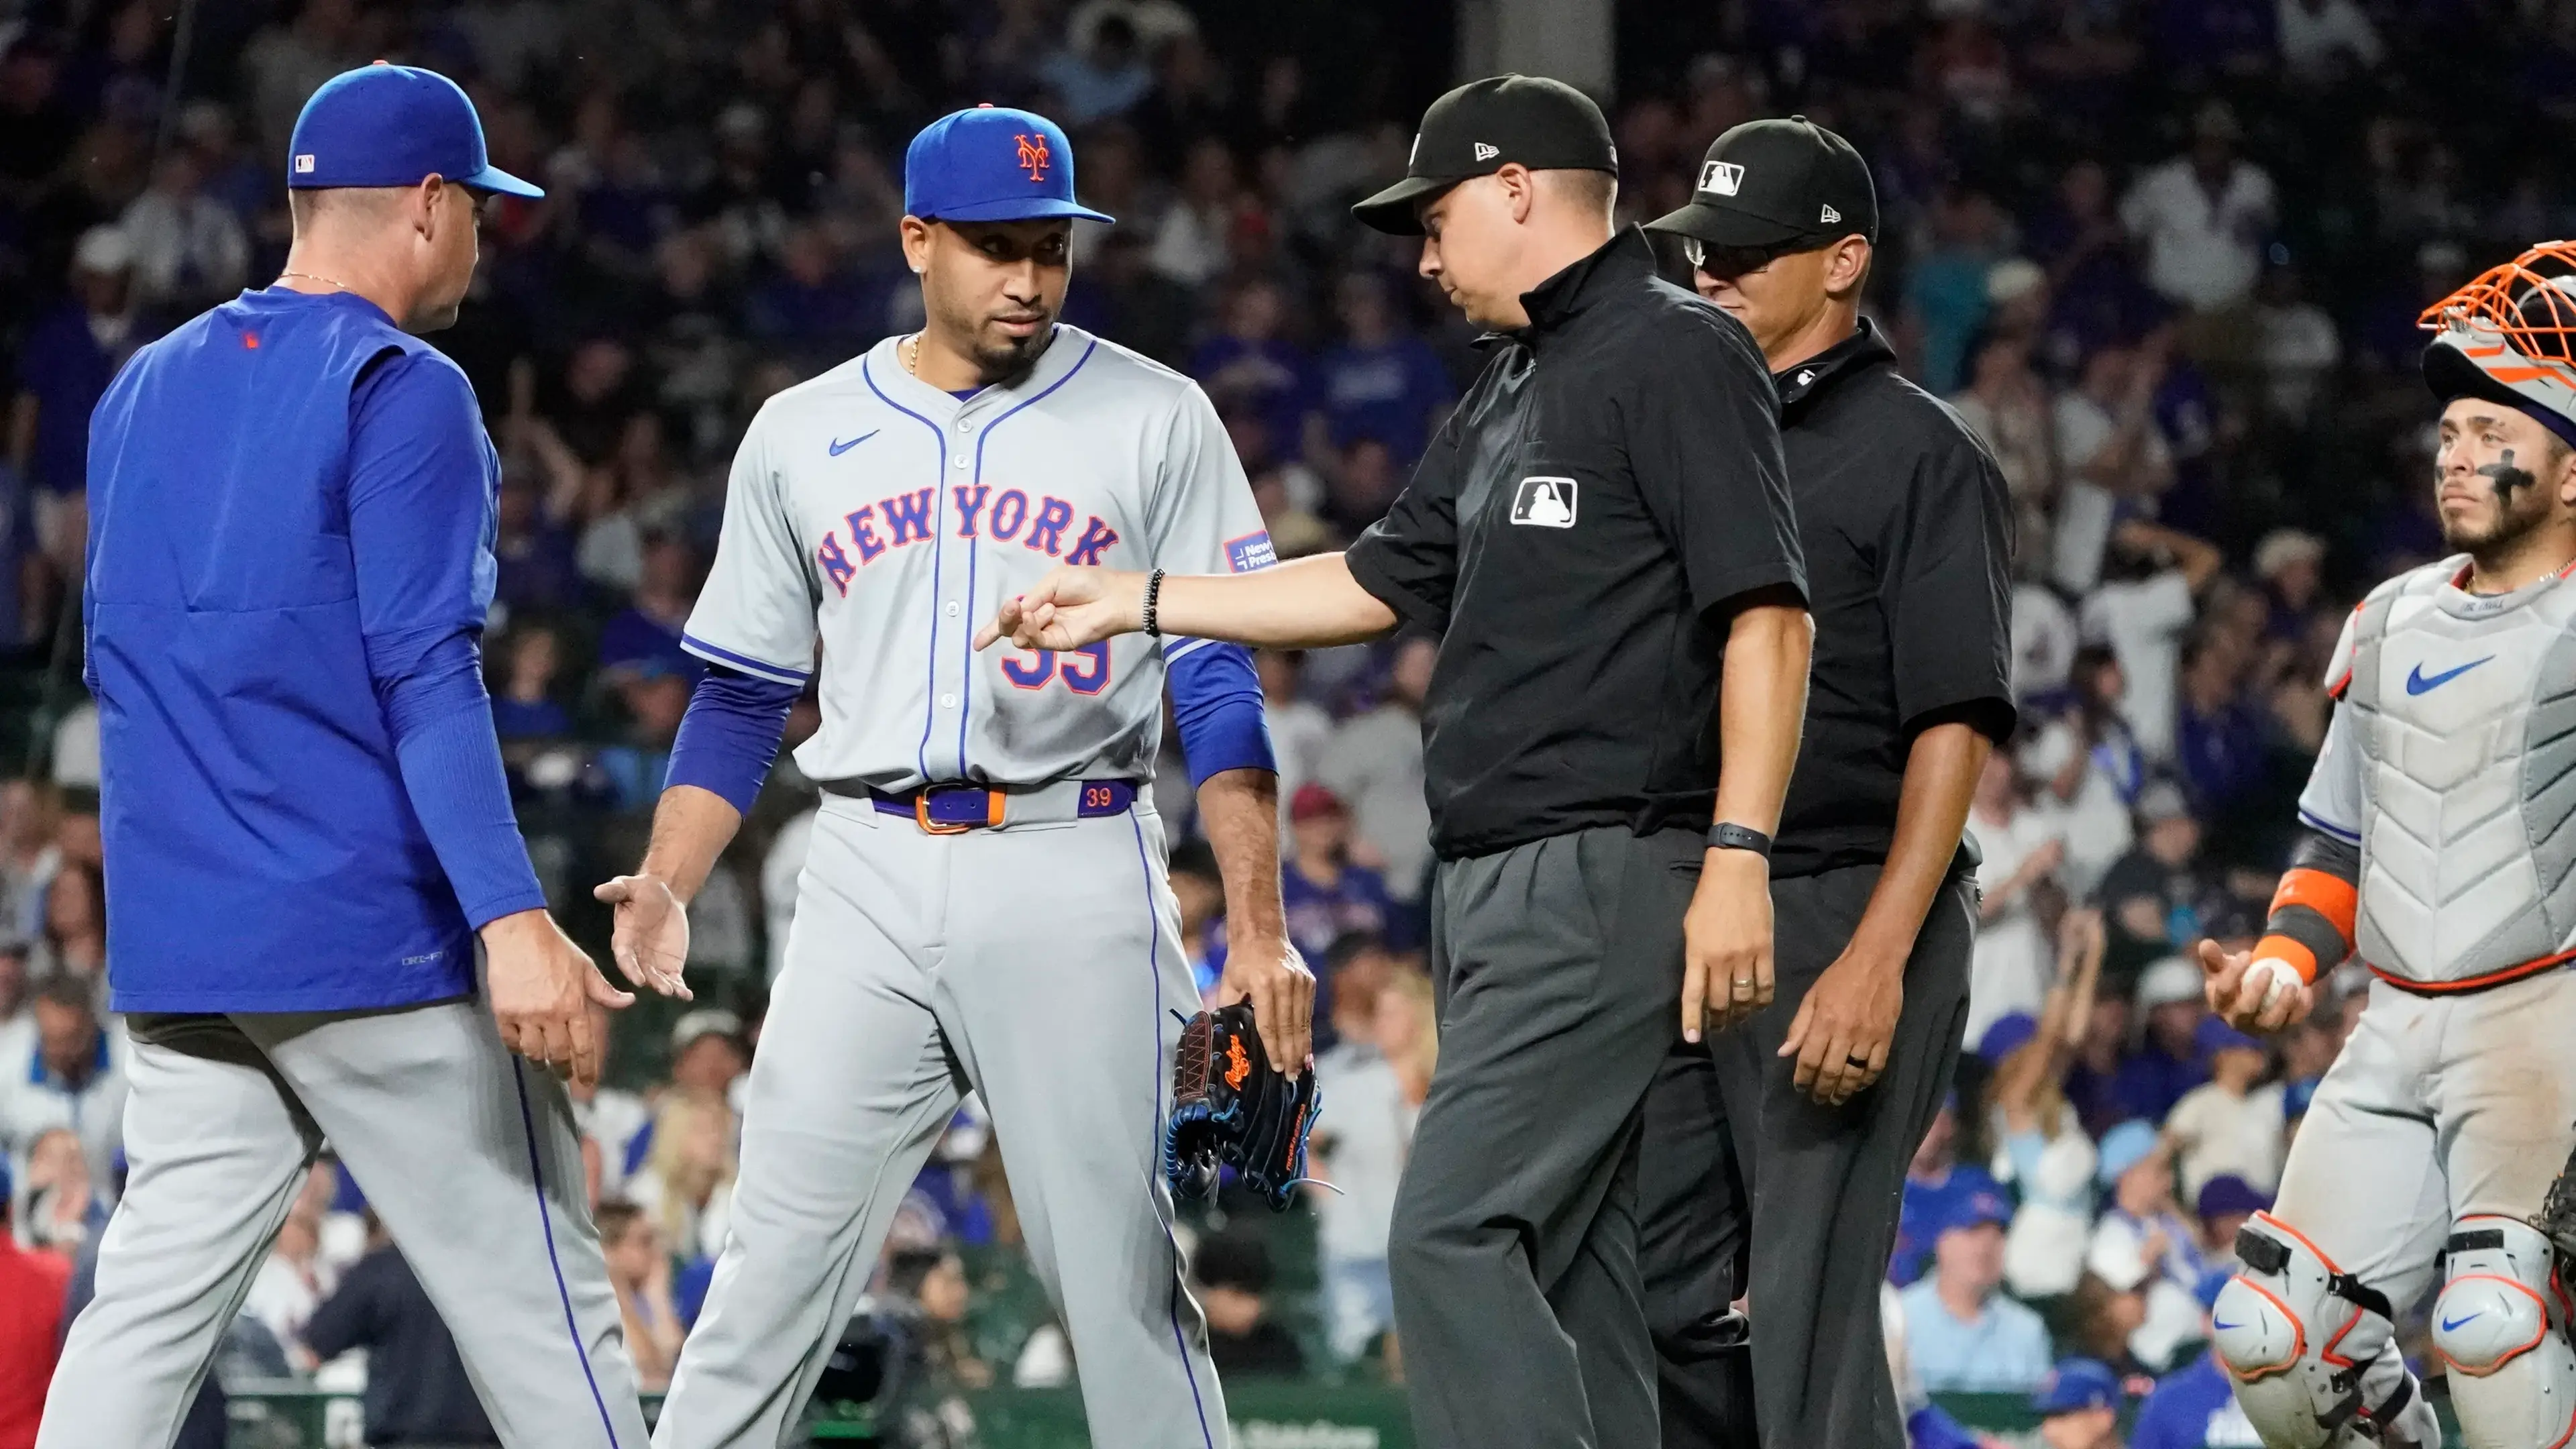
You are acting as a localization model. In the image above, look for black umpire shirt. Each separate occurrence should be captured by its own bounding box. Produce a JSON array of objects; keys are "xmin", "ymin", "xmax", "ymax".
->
[
  {"xmin": 1346, "ymin": 227, "xmax": 1806, "ymax": 860},
  {"xmin": 1766, "ymin": 317, "xmax": 2017, "ymax": 879}
]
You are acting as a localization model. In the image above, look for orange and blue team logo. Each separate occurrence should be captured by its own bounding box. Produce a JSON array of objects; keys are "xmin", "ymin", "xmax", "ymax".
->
[
  {"xmin": 1226, "ymin": 531, "xmax": 1277, "ymax": 573},
  {"xmin": 1015, "ymin": 132, "xmax": 1050, "ymax": 182}
]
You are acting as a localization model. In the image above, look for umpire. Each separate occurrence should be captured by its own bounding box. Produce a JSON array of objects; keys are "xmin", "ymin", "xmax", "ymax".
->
[
  {"xmin": 982, "ymin": 75, "xmax": 1811, "ymax": 1449},
  {"xmin": 1638, "ymin": 118, "xmax": 2017, "ymax": 1449}
]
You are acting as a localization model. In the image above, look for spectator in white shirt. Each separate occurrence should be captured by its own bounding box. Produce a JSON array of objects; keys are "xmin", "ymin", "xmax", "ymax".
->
[
  {"xmin": 2163, "ymin": 1018, "xmax": 2286, "ymax": 1198},
  {"xmin": 2117, "ymin": 103, "xmax": 2276, "ymax": 317},
  {"xmin": 1257, "ymin": 649, "xmax": 1336, "ymax": 849},
  {"xmin": 1321, "ymin": 635, "xmax": 1436, "ymax": 903},
  {"xmin": 1988, "ymin": 912, "xmax": 2108, "ymax": 1299},
  {"xmin": 1309, "ymin": 964, "xmax": 1434, "ymax": 1363},
  {"xmin": 2049, "ymin": 343, "xmax": 2175, "ymax": 594},
  {"xmin": 1969, "ymin": 750, "xmax": 2067, "ymax": 1040},
  {"xmin": 0, "ymin": 971, "xmax": 125, "ymax": 1193},
  {"xmin": 2275, "ymin": 0, "xmax": 2384, "ymax": 85},
  {"xmin": 118, "ymin": 151, "xmax": 250, "ymax": 312},
  {"xmin": 2253, "ymin": 265, "xmax": 2341, "ymax": 424},
  {"xmin": 2080, "ymin": 527, "xmax": 2222, "ymax": 763},
  {"xmin": 2021, "ymin": 647, "xmax": 2142, "ymax": 896},
  {"xmin": 626, "ymin": 1089, "xmax": 737, "ymax": 1265},
  {"xmin": 2010, "ymin": 578, "xmax": 2080, "ymax": 702}
]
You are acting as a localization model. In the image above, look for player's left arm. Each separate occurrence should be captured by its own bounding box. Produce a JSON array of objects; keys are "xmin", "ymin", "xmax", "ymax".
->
[{"xmin": 1149, "ymin": 382, "xmax": 1313, "ymax": 1069}]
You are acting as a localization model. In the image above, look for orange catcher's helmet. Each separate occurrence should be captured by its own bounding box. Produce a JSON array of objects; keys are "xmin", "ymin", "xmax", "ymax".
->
[{"xmin": 2420, "ymin": 240, "xmax": 2576, "ymax": 447}]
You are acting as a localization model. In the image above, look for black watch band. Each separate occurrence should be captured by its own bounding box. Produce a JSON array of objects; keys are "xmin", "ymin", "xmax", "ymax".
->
[{"xmin": 1709, "ymin": 822, "xmax": 1772, "ymax": 859}]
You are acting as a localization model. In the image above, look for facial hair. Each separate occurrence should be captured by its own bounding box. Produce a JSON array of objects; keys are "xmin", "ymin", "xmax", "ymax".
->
[{"xmin": 2441, "ymin": 447, "xmax": 2551, "ymax": 558}]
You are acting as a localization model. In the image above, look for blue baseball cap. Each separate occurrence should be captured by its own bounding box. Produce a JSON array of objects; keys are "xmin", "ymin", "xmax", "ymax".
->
[
  {"xmin": 904, "ymin": 105, "xmax": 1112, "ymax": 225},
  {"xmin": 2096, "ymin": 1118, "xmax": 2162, "ymax": 1186},
  {"xmin": 2196, "ymin": 1014, "xmax": 2264, "ymax": 1058},
  {"xmin": 2194, "ymin": 1265, "xmax": 2236, "ymax": 1310},
  {"xmin": 2031, "ymin": 1358, "xmax": 2122, "ymax": 1415},
  {"xmin": 287, "ymin": 63, "xmax": 541, "ymax": 198},
  {"xmin": 1976, "ymin": 1010, "xmax": 2039, "ymax": 1066},
  {"xmin": 2196, "ymin": 1173, "xmax": 2271, "ymax": 1221},
  {"xmin": 1940, "ymin": 1187, "xmax": 2014, "ymax": 1237}
]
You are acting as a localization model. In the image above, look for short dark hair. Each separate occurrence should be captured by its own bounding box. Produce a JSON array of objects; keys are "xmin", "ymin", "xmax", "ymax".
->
[
  {"xmin": 1542, "ymin": 167, "xmax": 1617, "ymax": 220},
  {"xmin": 594, "ymin": 1198, "xmax": 644, "ymax": 1244},
  {"xmin": 30, "ymin": 971, "xmax": 93, "ymax": 1014},
  {"xmin": 1168, "ymin": 839, "xmax": 1221, "ymax": 885}
]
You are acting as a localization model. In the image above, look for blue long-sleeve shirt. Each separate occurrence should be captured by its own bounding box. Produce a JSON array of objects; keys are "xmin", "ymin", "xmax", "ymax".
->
[{"xmin": 87, "ymin": 288, "xmax": 541, "ymax": 1012}]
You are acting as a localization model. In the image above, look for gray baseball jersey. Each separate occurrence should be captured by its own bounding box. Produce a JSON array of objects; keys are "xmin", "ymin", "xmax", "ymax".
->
[
  {"xmin": 680, "ymin": 325, "xmax": 1275, "ymax": 789},
  {"xmin": 655, "ymin": 325, "xmax": 1268, "ymax": 1448}
]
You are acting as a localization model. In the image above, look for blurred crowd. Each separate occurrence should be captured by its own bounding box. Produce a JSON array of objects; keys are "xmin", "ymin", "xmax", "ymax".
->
[{"xmin": 3, "ymin": 0, "xmax": 2570, "ymax": 1440}]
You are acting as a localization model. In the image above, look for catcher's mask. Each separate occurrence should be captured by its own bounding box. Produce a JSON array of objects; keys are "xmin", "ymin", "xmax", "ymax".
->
[{"xmin": 2420, "ymin": 239, "xmax": 2576, "ymax": 449}]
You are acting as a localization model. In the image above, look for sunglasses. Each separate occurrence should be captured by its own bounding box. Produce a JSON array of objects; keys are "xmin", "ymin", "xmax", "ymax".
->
[{"xmin": 1682, "ymin": 235, "xmax": 1801, "ymax": 276}]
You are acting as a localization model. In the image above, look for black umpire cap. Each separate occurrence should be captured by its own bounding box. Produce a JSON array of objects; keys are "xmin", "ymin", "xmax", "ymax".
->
[
  {"xmin": 1646, "ymin": 116, "xmax": 1878, "ymax": 254},
  {"xmin": 1352, "ymin": 74, "xmax": 1617, "ymax": 235}
]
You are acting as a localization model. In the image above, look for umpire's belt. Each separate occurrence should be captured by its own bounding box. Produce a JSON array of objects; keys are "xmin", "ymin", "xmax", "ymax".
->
[{"xmin": 838, "ymin": 777, "xmax": 1138, "ymax": 834}]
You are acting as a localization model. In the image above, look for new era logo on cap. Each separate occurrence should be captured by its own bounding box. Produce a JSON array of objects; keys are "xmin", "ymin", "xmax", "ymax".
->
[
  {"xmin": 1699, "ymin": 160, "xmax": 1745, "ymax": 197},
  {"xmin": 1821, "ymin": 203, "xmax": 1840, "ymax": 223},
  {"xmin": 1473, "ymin": 142, "xmax": 1499, "ymax": 162}
]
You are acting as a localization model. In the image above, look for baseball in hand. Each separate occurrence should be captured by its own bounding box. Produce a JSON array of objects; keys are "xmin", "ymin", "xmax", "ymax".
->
[{"xmin": 2249, "ymin": 956, "xmax": 2302, "ymax": 1014}]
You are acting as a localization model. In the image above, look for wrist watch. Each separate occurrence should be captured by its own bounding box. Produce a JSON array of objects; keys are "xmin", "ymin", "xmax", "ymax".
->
[{"xmin": 1709, "ymin": 822, "xmax": 1772, "ymax": 859}]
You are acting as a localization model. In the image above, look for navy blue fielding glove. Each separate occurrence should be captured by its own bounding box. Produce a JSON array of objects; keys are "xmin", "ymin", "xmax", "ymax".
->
[{"xmin": 1165, "ymin": 1002, "xmax": 1321, "ymax": 1212}]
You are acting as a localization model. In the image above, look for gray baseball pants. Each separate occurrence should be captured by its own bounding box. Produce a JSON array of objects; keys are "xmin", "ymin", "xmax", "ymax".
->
[
  {"xmin": 40, "ymin": 994, "xmax": 648, "ymax": 1449},
  {"xmin": 650, "ymin": 790, "xmax": 1228, "ymax": 1449}
]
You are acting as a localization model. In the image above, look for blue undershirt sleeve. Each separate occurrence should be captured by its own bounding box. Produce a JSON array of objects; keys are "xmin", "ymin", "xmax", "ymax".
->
[
  {"xmin": 348, "ymin": 350, "xmax": 544, "ymax": 929},
  {"xmin": 664, "ymin": 665, "xmax": 798, "ymax": 814},
  {"xmin": 1164, "ymin": 638, "xmax": 1275, "ymax": 787}
]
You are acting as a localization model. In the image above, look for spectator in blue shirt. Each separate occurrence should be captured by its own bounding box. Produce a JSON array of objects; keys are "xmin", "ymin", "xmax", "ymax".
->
[
  {"xmin": 2023, "ymin": 1357, "xmax": 2125, "ymax": 1449},
  {"xmin": 1281, "ymin": 784, "xmax": 1392, "ymax": 1051},
  {"xmin": 596, "ymin": 531, "xmax": 704, "ymax": 684},
  {"xmin": 1191, "ymin": 276, "xmax": 1314, "ymax": 464},
  {"xmin": 2175, "ymin": 639, "xmax": 2271, "ymax": 816},
  {"xmin": 1313, "ymin": 273, "xmax": 1453, "ymax": 470},
  {"xmin": 1891, "ymin": 1099, "xmax": 2000, "ymax": 1287},
  {"xmin": 489, "ymin": 621, "xmax": 572, "ymax": 741},
  {"xmin": 303, "ymin": 1212, "xmax": 500, "ymax": 1446},
  {"xmin": 1897, "ymin": 1187, "xmax": 2055, "ymax": 1392},
  {"xmin": 2110, "ymin": 956, "xmax": 2213, "ymax": 1123},
  {"xmin": 9, "ymin": 227, "xmax": 151, "ymax": 642},
  {"xmin": 2129, "ymin": 1270, "xmax": 2261, "ymax": 1449}
]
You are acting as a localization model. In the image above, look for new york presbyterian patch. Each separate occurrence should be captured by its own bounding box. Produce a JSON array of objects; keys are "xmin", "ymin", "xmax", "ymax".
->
[
  {"xmin": 1510, "ymin": 476, "xmax": 1578, "ymax": 528},
  {"xmin": 1226, "ymin": 531, "xmax": 1278, "ymax": 572}
]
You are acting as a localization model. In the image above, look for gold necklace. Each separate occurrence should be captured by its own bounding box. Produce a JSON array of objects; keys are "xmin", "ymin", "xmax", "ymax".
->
[
  {"xmin": 900, "ymin": 332, "xmax": 921, "ymax": 374},
  {"xmin": 277, "ymin": 270, "xmax": 356, "ymax": 292}
]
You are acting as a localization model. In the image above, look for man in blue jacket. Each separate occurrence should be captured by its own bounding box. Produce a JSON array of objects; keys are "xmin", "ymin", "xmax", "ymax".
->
[{"xmin": 40, "ymin": 63, "xmax": 661, "ymax": 1447}]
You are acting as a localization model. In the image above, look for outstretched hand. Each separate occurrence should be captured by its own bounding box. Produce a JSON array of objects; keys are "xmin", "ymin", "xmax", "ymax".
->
[
  {"xmin": 592, "ymin": 873, "xmax": 695, "ymax": 1001},
  {"xmin": 2197, "ymin": 937, "xmax": 2310, "ymax": 1034},
  {"xmin": 974, "ymin": 567, "xmax": 1142, "ymax": 653}
]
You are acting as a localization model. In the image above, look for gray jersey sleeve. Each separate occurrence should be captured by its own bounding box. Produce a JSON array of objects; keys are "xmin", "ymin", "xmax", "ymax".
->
[
  {"xmin": 681, "ymin": 415, "xmax": 818, "ymax": 686},
  {"xmin": 1146, "ymin": 382, "xmax": 1275, "ymax": 580},
  {"xmin": 2297, "ymin": 606, "xmax": 2363, "ymax": 843}
]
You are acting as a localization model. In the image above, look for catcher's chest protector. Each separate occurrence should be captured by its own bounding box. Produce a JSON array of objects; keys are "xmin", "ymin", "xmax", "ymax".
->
[{"xmin": 2347, "ymin": 562, "xmax": 2576, "ymax": 984}]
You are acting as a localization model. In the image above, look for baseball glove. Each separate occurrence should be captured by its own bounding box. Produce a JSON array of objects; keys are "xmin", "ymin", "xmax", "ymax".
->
[
  {"xmin": 1165, "ymin": 1002, "xmax": 1321, "ymax": 1212},
  {"xmin": 2537, "ymin": 1142, "xmax": 2576, "ymax": 1268}
]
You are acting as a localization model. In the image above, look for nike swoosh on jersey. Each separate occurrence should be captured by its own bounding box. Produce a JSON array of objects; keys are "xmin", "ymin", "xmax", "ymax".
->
[
  {"xmin": 828, "ymin": 430, "xmax": 879, "ymax": 456},
  {"xmin": 2406, "ymin": 656, "xmax": 2493, "ymax": 695}
]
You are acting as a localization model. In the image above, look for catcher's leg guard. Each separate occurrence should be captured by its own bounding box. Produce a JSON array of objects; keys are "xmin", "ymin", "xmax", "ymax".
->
[
  {"xmin": 2431, "ymin": 1215, "xmax": 2576, "ymax": 1449},
  {"xmin": 2213, "ymin": 1212, "xmax": 2439, "ymax": 1449}
]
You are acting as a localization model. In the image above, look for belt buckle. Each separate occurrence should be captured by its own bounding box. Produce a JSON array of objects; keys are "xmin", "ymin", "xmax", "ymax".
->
[{"xmin": 916, "ymin": 786, "xmax": 1004, "ymax": 835}]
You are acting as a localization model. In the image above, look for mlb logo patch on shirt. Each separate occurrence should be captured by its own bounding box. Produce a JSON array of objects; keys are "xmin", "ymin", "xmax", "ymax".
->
[
  {"xmin": 1510, "ymin": 476, "xmax": 1578, "ymax": 528},
  {"xmin": 294, "ymin": 154, "xmax": 316, "ymax": 174},
  {"xmin": 1226, "ymin": 531, "xmax": 1277, "ymax": 572}
]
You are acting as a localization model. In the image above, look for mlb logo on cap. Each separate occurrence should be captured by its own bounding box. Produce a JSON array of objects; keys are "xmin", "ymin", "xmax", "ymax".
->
[
  {"xmin": 1700, "ymin": 160, "xmax": 1746, "ymax": 197},
  {"xmin": 904, "ymin": 105, "xmax": 1114, "ymax": 225},
  {"xmin": 285, "ymin": 62, "xmax": 541, "ymax": 198}
]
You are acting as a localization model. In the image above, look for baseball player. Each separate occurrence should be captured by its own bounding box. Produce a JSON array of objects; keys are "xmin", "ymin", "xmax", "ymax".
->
[
  {"xmin": 2197, "ymin": 241, "xmax": 2576, "ymax": 1449},
  {"xmin": 45, "ymin": 65, "xmax": 656, "ymax": 1447},
  {"xmin": 594, "ymin": 106, "xmax": 1309, "ymax": 1448}
]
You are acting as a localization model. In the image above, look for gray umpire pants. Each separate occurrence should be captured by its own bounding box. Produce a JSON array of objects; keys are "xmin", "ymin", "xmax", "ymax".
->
[
  {"xmin": 1391, "ymin": 825, "xmax": 1699, "ymax": 1449},
  {"xmin": 40, "ymin": 994, "xmax": 648, "ymax": 1449},
  {"xmin": 1641, "ymin": 863, "xmax": 1974, "ymax": 1449}
]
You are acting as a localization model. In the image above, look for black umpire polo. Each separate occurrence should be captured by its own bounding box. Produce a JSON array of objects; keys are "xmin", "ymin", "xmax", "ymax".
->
[
  {"xmin": 1641, "ymin": 315, "xmax": 2017, "ymax": 1449},
  {"xmin": 1348, "ymin": 226, "xmax": 1806, "ymax": 857},
  {"xmin": 1342, "ymin": 224, "xmax": 1805, "ymax": 1449}
]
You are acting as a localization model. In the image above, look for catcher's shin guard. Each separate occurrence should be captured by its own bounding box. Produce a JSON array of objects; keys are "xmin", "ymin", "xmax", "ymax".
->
[
  {"xmin": 2213, "ymin": 1213, "xmax": 2437, "ymax": 1449},
  {"xmin": 2432, "ymin": 1215, "xmax": 2576, "ymax": 1449}
]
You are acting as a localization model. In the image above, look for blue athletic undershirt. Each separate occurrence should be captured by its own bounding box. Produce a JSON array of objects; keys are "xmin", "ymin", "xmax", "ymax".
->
[
  {"xmin": 372, "ymin": 631, "xmax": 545, "ymax": 927},
  {"xmin": 659, "ymin": 642, "xmax": 1273, "ymax": 804},
  {"xmin": 1165, "ymin": 640, "xmax": 1274, "ymax": 786},
  {"xmin": 665, "ymin": 665, "xmax": 800, "ymax": 813}
]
